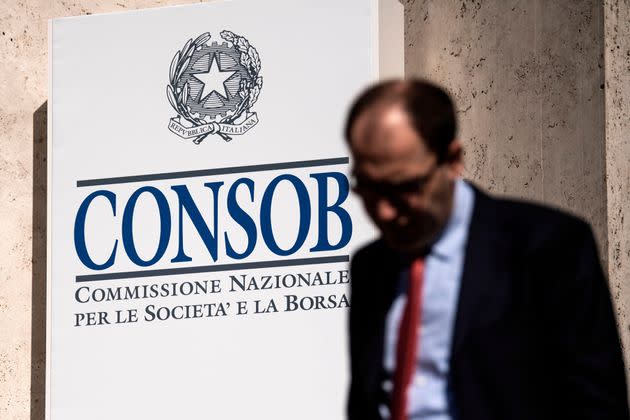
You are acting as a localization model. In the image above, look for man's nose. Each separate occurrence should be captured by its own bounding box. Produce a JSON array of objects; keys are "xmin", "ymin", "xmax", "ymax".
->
[{"xmin": 375, "ymin": 197, "xmax": 398, "ymax": 222}]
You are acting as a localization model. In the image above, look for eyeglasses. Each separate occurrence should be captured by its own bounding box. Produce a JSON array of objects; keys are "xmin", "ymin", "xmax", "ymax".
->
[{"xmin": 351, "ymin": 163, "xmax": 440, "ymax": 204}]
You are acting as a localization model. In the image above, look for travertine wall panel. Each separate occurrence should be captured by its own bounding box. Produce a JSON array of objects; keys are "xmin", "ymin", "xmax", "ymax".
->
[
  {"xmin": 538, "ymin": 0, "xmax": 607, "ymax": 252},
  {"xmin": 605, "ymin": 0, "xmax": 630, "ymax": 390},
  {"xmin": 403, "ymin": 0, "xmax": 608, "ymax": 257},
  {"xmin": 404, "ymin": 0, "xmax": 543, "ymax": 200}
]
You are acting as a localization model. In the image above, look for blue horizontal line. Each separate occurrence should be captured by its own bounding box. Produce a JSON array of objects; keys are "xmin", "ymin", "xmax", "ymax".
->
[
  {"xmin": 75, "ymin": 255, "xmax": 350, "ymax": 282},
  {"xmin": 76, "ymin": 157, "xmax": 349, "ymax": 187}
]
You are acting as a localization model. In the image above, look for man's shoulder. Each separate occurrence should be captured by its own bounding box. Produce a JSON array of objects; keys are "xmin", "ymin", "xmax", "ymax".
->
[
  {"xmin": 469, "ymin": 183, "xmax": 596, "ymax": 261},
  {"xmin": 350, "ymin": 239, "xmax": 394, "ymax": 280},
  {"xmin": 471, "ymin": 183, "xmax": 591, "ymax": 236},
  {"xmin": 352, "ymin": 238, "xmax": 388, "ymax": 261},
  {"xmin": 352, "ymin": 184, "xmax": 594, "ymax": 258}
]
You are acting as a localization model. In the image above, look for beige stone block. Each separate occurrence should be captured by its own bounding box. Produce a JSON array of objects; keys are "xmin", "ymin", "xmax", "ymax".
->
[
  {"xmin": 604, "ymin": 0, "xmax": 630, "ymax": 398},
  {"xmin": 404, "ymin": 1, "xmax": 607, "ymax": 250}
]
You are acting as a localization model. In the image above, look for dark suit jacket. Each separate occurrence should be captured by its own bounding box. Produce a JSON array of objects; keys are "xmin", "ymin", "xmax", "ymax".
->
[{"xmin": 348, "ymin": 185, "xmax": 629, "ymax": 420}]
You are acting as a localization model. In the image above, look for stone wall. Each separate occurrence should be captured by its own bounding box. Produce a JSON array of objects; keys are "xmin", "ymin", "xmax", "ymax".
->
[
  {"xmin": 604, "ymin": 0, "xmax": 630, "ymax": 388},
  {"xmin": 404, "ymin": 0, "xmax": 608, "ymax": 255}
]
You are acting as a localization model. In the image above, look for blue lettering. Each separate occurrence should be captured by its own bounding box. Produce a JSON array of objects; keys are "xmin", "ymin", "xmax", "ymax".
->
[
  {"xmin": 260, "ymin": 175, "xmax": 311, "ymax": 256},
  {"xmin": 74, "ymin": 170, "xmax": 354, "ymax": 270},
  {"xmin": 74, "ymin": 190, "xmax": 118, "ymax": 270},
  {"xmin": 225, "ymin": 178, "xmax": 257, "ymax": 259},
  {"xmin": 170, "ymin": 182, "xmax": 224, "ymax": 263},
  {"xmin": 122, "ymin": 186, "xmax": 171, "ymax": 267},
  {"xmin": 310, "ymin": 172, "xmax": 353, "ymax": 251}
]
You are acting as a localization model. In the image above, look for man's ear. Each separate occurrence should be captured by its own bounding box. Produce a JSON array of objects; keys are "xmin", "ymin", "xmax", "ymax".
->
[{"xmin": 446, "ymin": 139, "xmax": 464, "ymax": 177}]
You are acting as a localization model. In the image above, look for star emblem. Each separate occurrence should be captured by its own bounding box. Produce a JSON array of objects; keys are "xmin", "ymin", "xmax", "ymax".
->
[{"xmin": 193, "ymin": 53, "xmax": 236, "ymax": 102}]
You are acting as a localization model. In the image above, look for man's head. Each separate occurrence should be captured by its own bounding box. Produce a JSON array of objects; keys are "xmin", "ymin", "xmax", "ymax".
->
[{"xmin": 345, "ymin": 79, "xmax": 463, "ymax": 255}]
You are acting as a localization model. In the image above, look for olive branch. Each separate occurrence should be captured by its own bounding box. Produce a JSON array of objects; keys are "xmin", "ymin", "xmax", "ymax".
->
[
  {"xmin": 218, "ymin": 31, "xmax": 263, "ymax": 127},
  {"xmin": 166, "ymin": 31, "xmax": 263, "ymax": 144}
]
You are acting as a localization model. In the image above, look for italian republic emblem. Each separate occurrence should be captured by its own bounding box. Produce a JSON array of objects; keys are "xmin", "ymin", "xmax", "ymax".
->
[{"xmin": 167, "ymin": 31, "xmax": 262, "ymax": 144}]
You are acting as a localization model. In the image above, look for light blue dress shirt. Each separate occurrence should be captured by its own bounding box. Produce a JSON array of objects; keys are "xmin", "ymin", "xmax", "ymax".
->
[{"xmin": 380, "ymin": 179, "xmax": 475, "ymax": 419}]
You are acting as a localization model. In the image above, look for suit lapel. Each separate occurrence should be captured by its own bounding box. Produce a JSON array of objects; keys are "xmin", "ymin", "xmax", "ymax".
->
[
  {"xmin": 371, "ymin": 240, "xmax": 402, "ymax": 355},
  {"xmin": 355, "ymin": 240, "xmax": 402, "ymax": 409},
  {"xmin": 451, "ymin": 186, "xmax": 507, "ymax": 358}
]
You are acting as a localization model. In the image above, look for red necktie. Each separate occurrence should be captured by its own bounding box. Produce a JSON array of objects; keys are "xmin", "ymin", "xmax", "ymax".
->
[{"xmin": 391, "ymin": 258, "xmax": 425, "ymax": 420}]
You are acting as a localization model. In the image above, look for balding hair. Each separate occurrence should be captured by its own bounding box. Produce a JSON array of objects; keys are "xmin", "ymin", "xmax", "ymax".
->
[{"xmin": 345, "ymin": 79, "xmax": 458, "ymax": 163}]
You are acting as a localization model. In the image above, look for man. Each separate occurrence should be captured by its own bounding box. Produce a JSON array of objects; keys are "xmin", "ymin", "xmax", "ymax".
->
[{"xmin": 345, "ymin": 79, "xmax": 629, "ymax": 420}]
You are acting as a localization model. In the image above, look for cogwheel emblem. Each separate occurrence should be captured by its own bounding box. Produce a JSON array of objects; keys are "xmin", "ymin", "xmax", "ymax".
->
[{"xmin": 167, "ymin": 31, "xmax": 263, "ymax": 144}]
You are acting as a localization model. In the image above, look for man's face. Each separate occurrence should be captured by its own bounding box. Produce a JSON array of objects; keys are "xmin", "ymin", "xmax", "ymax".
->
[{"xmin": 349, "ymin": 105, "xmax": 460, "ymax": 255}]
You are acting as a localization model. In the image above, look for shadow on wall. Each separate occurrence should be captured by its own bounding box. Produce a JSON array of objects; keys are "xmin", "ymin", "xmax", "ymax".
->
[{"xmin": 32, "ymin": 102, "xmax": 47, "ymax": 420}]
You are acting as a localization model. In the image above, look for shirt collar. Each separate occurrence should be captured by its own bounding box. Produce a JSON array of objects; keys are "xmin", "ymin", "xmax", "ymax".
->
[{"xmin": 430, "ymin": 179, "xmax": 475, "ymax": 261}]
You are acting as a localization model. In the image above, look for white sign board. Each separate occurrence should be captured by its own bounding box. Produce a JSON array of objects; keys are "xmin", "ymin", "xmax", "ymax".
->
[{"xmin": 48, "ymin": 1, "xmax": 402, "ymax": 418}]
